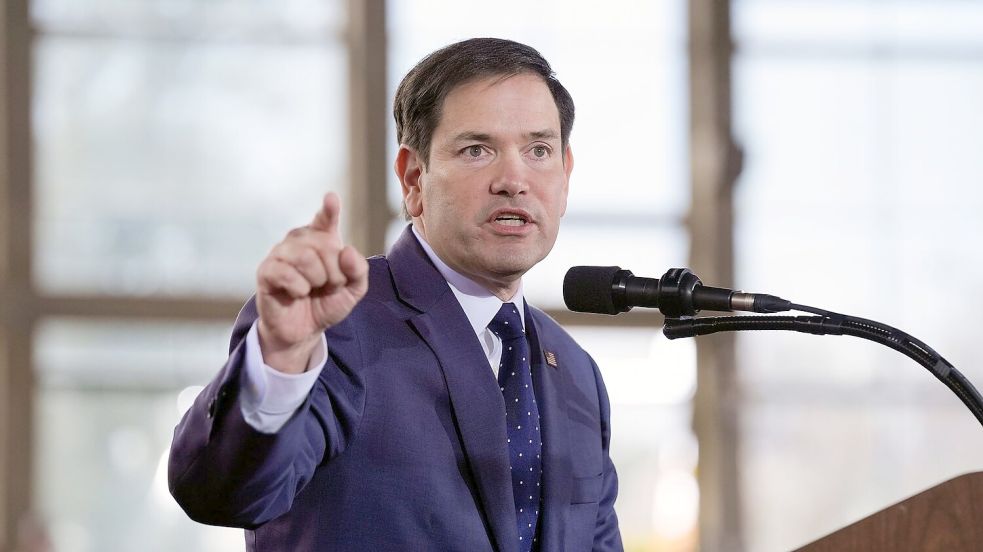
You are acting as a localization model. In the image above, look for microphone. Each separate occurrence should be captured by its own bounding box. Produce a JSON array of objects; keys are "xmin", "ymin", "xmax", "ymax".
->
[{"xmin": 563, "ymin": 266, "xmax": 791, "ymax": 317}]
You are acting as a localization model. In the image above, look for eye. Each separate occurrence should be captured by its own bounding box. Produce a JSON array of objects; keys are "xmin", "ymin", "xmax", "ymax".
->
[
  {"xmin": 532, "ymin": 145, "xmax": 549, "ymax": 158},
  {"xmin": 467, "ymin": 145, "xmax": 483, "ymax": 157}
]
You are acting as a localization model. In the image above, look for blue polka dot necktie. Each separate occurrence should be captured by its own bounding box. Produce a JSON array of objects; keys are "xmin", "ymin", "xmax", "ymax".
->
[{"xmin": 489, "ymin": 302, "xmax": 542, "ymax": 551}]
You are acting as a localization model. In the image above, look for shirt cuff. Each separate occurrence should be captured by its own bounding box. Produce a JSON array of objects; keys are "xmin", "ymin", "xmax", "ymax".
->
[{"xmin": 239, "ymin": 320, "xmax": 328, "ymax": 433}]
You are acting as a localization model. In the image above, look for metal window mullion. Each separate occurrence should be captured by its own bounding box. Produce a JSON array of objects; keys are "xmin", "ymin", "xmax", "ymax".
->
[
  {"xmin": 689, "ymin": 0, "xmax": 744, "ymax": 550},
  {"xmin": 1, "ymin": 0, "xmax": 35, "ymax": 548},
  {"xmin": 346, "ymin": 0, "xmax": 390, "ymax": 257}
]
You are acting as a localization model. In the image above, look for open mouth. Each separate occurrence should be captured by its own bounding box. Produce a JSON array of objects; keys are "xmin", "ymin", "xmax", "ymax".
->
[
  {"xmin": 491, "ymin": 208, "xmax": 533, "ymax": 228},
  {"xmin": 494, "ymin": 214, "xmax": 528, "ymax": 226}
]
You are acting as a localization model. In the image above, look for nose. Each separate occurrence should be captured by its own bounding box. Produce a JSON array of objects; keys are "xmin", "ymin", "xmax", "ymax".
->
[{"xmin": 489, "ymin": 152, "xmax": 529, "ymax": 197}]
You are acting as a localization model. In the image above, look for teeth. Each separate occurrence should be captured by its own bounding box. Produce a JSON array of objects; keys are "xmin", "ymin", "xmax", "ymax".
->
[{"xmin": 495, "ymin": 215, "xmax": 527, "ymax": 226}]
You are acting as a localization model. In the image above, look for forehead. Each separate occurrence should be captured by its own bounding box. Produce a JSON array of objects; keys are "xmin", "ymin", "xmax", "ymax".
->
[{"xmin": 434, "ymin": 73, "xmax": 561, "ymax": 140}]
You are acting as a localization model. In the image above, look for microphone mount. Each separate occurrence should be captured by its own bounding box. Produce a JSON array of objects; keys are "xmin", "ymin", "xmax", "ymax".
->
[{"xmin": 636, "ymin": 268, "xmax": 701, "ymax": 318}]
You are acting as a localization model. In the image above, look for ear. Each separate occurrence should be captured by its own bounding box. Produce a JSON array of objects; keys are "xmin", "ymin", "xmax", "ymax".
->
[
  {"xmin": 560, "ymin": 145, "xmax": 574, "ymax": 217},
  {"xmin": 395, "ymin": 145, "xmax": 425, "ymax": 218}
]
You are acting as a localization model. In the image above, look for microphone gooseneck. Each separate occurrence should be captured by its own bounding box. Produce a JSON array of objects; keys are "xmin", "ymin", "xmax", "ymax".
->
[{"xmin": 562, "ymin": 265, "xmax": 983, "ymax": 432}]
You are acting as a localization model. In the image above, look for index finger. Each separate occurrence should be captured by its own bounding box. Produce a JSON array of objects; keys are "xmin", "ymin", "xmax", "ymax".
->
[{"xmin": 310, "ymin": 192, "xmax": 341, "ymax": 234}]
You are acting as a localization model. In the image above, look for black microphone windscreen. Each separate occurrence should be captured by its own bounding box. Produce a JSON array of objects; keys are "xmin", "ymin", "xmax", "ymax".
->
[{"xmin": 563, "ymin": 266, "xmax": 622, "ymax": 315}]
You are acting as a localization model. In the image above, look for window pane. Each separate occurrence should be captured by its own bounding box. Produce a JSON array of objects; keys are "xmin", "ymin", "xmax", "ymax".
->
[
  {"xmin": 734, "ymin": 0, "xmax": 983, "ymax": 48},
  {"xmin": 734, "ymin": 2, "xmax": 983, "ymax": 550},
  {"xmin": 34, "ymin": 319, "xmax": 244, "ymax": 552},
  {"xmin": 31, "ymin": 0, "xmax": 343, "ymax": 39},
  {"xmin": 33, "ymin": 36, "xmax": 346, "ymax": 297},
  {"xmin": 35, "ymin": 318, "xmax": 234, "ymax": 388}
]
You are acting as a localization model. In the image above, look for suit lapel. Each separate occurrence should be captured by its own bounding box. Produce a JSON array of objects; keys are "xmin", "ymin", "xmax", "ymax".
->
[
  {"xmin": 526, "ymin": 307, "xmax": 572, "ymax": 552},
  {"xmin": 389, "ymin": 227, "xmax": 517, "ymax": 552}
]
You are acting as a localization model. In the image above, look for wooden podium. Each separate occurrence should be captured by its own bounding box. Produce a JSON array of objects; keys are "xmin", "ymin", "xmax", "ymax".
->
[{"xmin": 795, "ymin": 472, "xmax": 983, "ymax": 551}]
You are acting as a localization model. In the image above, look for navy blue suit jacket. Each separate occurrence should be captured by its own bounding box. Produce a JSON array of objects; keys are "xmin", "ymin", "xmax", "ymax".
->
[{"xmin": 169, "ymin": 227, "xmax": 623, "ymax": 551}]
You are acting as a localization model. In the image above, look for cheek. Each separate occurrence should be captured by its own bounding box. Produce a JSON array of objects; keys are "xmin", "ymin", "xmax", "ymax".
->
[
  {"xmin": 544, "ymin": 186, "xmax": 568, "ymax": 218},
  {"xmin": 421, "ymin": 181, "xmax": 447, "ymax": 215}
]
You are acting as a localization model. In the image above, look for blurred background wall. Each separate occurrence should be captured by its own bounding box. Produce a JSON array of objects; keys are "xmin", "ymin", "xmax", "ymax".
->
[{"xmin": 2, "ymin": 1, "xmax": 982, "ymax": 551}]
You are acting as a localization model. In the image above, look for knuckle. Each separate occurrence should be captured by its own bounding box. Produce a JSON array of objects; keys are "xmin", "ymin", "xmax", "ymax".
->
[
  {"xmin": 269, "ymin": 242, "xmax": 292, "ymax": 262},
  {"xmin": 257, "ymin": 258, "xmax": 278, "ymax": 280},
  {"xmin": 328, "ymin": 273, "xmax": 347, "ymax": 287},
  {"xmin": 297, "ymin": 247, "xmax": 318, "ymax": 266}
]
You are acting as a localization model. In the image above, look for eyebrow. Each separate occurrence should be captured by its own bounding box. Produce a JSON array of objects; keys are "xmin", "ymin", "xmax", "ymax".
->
[
  {"xmin": 449, "ymin": 129, "xmax": 559, "ymax": 143},
  {"xmin": 450, "ymin": 131, "xmax": 493, "ymax": 143},
  {"xmin": 526, "ymin": 129, "xmax": 559, "ymax": 141}
]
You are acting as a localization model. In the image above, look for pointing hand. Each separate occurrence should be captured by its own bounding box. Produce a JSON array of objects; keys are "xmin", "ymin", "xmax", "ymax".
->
[{"xmin": 255, "ymin": 193, "xmax": 369, "ymax": 374}]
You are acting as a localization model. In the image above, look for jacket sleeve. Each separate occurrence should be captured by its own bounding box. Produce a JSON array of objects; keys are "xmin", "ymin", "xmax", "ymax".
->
[
  {"xmin": 590, "ymin": 356, "xmax": 624, "ymax": 551},
  {"xmin": 167, "ymin": 297, "xmax": 365, "ymax": 528}
]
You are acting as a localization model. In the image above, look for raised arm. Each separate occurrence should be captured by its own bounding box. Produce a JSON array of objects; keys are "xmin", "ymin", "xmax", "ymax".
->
[{"xmin": 168, "ymin": 193, "xmax": 369, "ymax": 527}]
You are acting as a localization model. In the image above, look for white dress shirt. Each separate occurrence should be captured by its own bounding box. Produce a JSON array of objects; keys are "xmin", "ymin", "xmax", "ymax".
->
[{"xmin": 239, "ymin": 226, "xmax": 525, "ymax": 433}]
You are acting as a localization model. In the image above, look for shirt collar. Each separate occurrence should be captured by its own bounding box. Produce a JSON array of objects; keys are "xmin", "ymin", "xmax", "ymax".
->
[{"xmin": 411, "ymin": 225, "xmax": 526, "ymax": 336}]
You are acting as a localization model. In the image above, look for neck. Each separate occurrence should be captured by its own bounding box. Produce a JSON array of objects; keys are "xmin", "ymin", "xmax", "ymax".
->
[{"xmin": 480, "ymin": 279, "xmax": 521, "ymax": 302}]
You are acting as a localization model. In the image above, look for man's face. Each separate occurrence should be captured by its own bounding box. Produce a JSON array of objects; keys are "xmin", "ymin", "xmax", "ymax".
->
[{"xmin": 398, "ymin": 73, "xmax": 573, "ymax": 297}]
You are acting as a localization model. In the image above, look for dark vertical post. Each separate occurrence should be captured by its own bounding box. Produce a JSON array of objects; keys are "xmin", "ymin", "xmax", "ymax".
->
[
  {"xmin": 346, "ymin": 0, "xmax": 391, "ymax": 256},
  {"xmin": 0, "ymin": 0, "xmax": 35, "ymax": 549},
  {"xmin": 689, "ymin": 0, "xmax": 743, "ymax": 549}
]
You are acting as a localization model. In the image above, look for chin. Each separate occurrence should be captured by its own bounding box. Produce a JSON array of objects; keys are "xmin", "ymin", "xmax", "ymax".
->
[{"xmin": 487, "ymin": 251, "xmax": 544, "ymax": 277}]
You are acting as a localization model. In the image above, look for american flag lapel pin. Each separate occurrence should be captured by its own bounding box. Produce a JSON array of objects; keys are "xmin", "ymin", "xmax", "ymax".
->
[{"xmin": 544, "ymin": 350, "xmax": 558, "ymax": 368}]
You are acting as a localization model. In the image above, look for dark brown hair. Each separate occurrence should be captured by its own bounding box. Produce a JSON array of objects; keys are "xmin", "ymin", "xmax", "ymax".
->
[{"xmin": 393, "ymin": 37, "xmax": 575, "ymax": 168}]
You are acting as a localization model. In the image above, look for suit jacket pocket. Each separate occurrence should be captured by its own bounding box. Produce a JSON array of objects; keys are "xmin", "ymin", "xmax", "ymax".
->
[{"xmin": 570, "ymin": 473, "xmax": 603, "ymax": 504}]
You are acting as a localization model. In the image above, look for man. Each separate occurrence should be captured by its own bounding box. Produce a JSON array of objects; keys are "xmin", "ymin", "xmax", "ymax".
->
[{"xmin": 169, "ymin": 38, "xmax": 623, "ymax": 551}]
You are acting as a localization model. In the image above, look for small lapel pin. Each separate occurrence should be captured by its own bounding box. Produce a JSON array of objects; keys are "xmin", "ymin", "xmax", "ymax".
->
[{"xmin": 544, "ymin": 350, "xmax": 558, "ymax": 368}]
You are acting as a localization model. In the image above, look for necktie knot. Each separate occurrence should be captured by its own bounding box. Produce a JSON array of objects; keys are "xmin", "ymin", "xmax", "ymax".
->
[{"xmin": 489, "ymin": 303, "xmax": 525, "ymax": 341}]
